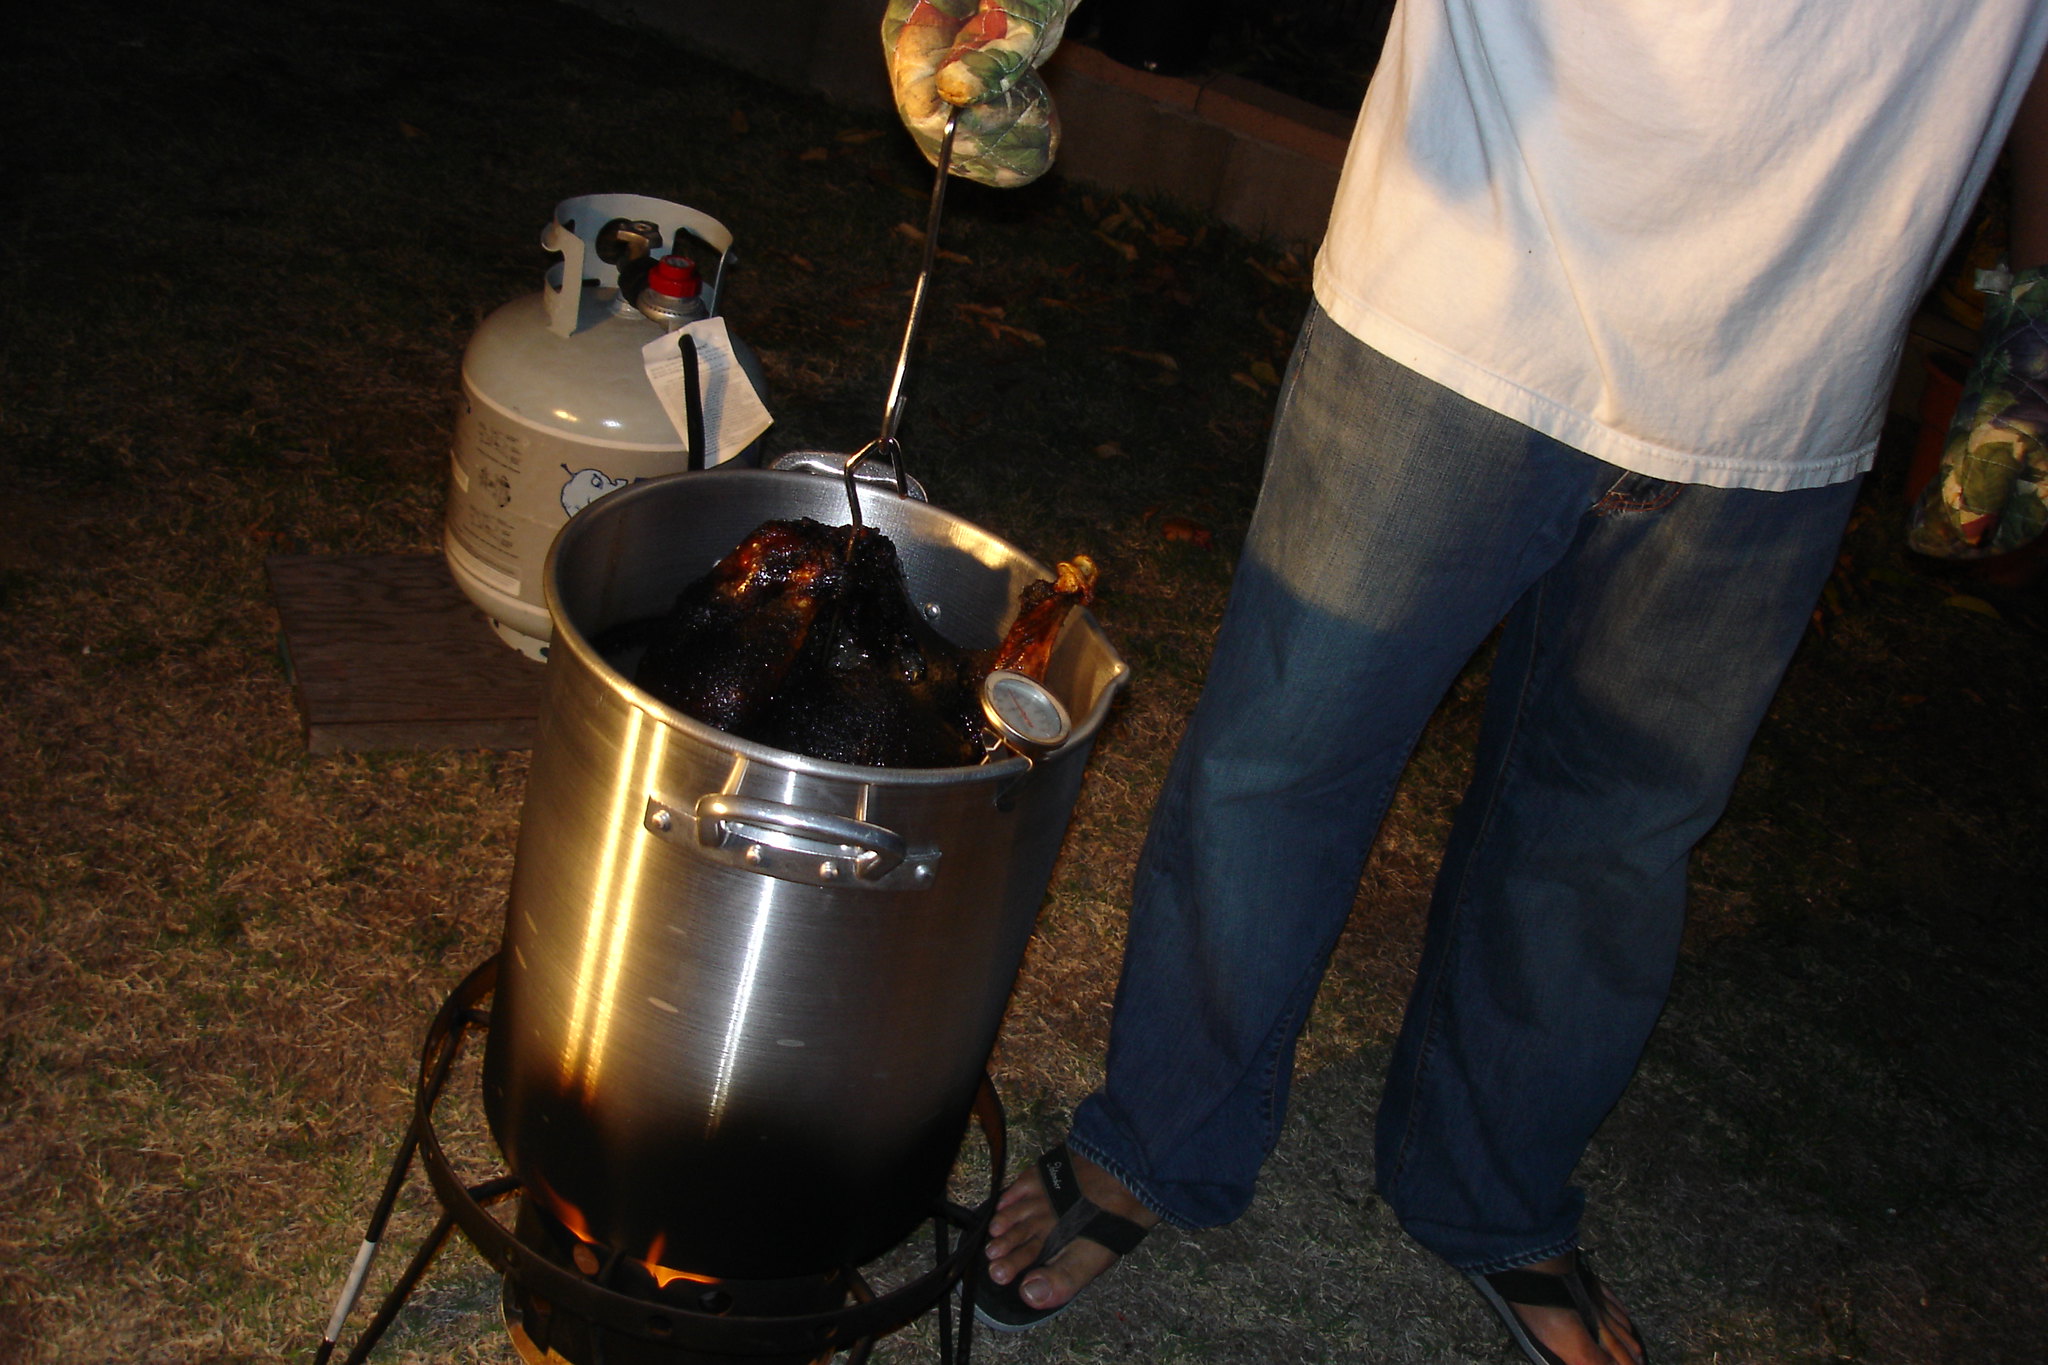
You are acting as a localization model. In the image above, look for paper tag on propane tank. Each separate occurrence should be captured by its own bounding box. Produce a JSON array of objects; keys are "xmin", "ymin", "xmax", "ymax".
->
[{"xmin": 641, "ymin": 316, "xmax": 773, "ymax": 466}]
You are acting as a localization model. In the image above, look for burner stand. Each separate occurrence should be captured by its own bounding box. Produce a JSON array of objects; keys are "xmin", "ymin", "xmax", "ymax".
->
[{"xmin": 316, "ymin": 956, "xmax": 1007, "ymax": 1365}]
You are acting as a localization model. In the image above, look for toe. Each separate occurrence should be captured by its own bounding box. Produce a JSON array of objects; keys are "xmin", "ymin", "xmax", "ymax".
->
[
  {"xmin": 985, "ymin": 1234, "xmax": 1038, "ymax": 1287},
  {"xmin": 1017, "ymin": 1237, "xmax": 1120, "ymax": 1311}
]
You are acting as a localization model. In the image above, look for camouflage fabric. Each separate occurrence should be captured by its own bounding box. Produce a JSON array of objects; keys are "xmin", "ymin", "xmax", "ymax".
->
[
  {"xmin": 881, "ymin": 0, "xmax": 1077, "ymax": 188},
  {"xmin": 1908, "ymin": 264, "xmax": 2048, "ymax": 558}
]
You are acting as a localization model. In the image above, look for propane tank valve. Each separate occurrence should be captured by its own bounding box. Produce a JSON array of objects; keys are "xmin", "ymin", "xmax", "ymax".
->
[
  {"xmin": 597, "ymin": 218, "xmax": 663, "ymax": 304},
  {"xmin": 638, "ymin": 255, "xmax": 708, "ymax": 331},
  {"xmin": 595, "ymin": 217, "xmax": 663, "ymax": 264}
]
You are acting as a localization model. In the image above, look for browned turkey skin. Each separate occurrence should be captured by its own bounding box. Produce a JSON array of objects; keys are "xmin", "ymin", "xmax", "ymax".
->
[
  {"xmin": 608, "ymin": 519, "xmax": 1095, "ymax": 768},
  {"xmin": 992, "ymin": 557, "xmax": 1099, "ymax": 678}
]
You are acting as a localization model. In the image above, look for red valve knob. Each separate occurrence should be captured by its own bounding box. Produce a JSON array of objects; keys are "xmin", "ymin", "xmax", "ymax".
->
[{"xmin": 646, "ymin": 255, "xmax": 700, "ymax": 298}]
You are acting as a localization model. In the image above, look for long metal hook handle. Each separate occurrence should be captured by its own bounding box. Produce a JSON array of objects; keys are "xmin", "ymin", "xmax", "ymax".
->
[
  {"xmin": 845, "ymin": 108, "xmax": 960, "ymax": 531},
  {"xmin": 881, "ymin": 108, "xmax": 959, "ymax": 455}
]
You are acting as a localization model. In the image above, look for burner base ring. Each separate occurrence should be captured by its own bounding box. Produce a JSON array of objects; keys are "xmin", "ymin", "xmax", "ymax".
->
[{"xmin": 321, "ymin": 955, "xmax": 1007, "ymax": 1365}]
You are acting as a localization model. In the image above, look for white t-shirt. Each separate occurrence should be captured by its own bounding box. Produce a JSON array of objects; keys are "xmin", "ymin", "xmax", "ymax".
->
[{"xmin": 1313, "ymin": 1, "xmax": 2048, "ymax": 491}]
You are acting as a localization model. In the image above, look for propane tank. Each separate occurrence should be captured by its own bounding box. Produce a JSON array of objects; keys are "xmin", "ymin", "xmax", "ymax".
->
[{"xmin": 445, "ymin": 194, "xmax": 767, "ymax": 660}]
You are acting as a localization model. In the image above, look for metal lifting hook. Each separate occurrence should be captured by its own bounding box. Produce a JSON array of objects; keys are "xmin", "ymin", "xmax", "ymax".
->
[{"xmin": 843, "ymin": 108, "xmax": 960, "ymax": 533}]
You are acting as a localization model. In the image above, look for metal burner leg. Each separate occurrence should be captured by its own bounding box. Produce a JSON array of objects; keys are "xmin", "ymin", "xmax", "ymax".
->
[
  {"xmin": 933, "ymin": 1214, "xmax": 975, "ymax": 1365},
  {"xmin": 313, "ymin": 1003, "xmax": 476, "ymax": 1365},
  {"xmin": 336, "ymin": 1208, "xmax": 457, "ymax": 1365},
  {"xmin": 331, "ymin": 1174, "xmax": 520, "ymax": 1365},
  {"xmin": 314, "ymin": 967, "xmax": 494, "ymax": 1365},
  {"xmin": 934, "ymin": 1216, "xmax": 952, "ymax": 1365}
]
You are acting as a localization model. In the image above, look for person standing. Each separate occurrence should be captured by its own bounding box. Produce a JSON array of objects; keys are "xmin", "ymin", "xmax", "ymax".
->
[{"xmin": 886, "ymin": 4, "xmax": 2048, "ymax": 1361}]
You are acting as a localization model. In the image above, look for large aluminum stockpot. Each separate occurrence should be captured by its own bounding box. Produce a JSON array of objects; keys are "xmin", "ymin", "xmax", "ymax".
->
[{"xmin": 481, "ymin": 467, "xmax": 1128, "ymax": 1279}]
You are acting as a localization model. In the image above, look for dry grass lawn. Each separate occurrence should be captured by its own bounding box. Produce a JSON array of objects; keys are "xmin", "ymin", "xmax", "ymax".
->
[{"xmin": 3, "ymin": 2, "xmax": 2045, "ymax": 1362}]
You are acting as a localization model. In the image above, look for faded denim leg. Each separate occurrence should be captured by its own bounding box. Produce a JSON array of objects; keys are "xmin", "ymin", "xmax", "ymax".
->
[
  {"xmin": 1374, "ymin": 466, "xmax": 1860, "ymax": 1271},
  {"xmin": 1069, "ymin": 305, "xmax": 1627, "ymax": 1227}
]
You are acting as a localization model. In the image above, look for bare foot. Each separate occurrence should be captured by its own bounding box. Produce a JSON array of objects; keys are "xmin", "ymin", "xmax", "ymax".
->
[
  {"xmin": 1502, "ymin": 1253, "xmax": 1645, "ymax": 1365},
  {"xmin": 983, "ymin": 1149, "xmax": 1160, "ymax": 1314}
]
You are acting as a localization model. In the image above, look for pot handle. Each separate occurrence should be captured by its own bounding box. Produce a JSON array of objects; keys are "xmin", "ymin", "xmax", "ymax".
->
[
  {"xmin": 696, "ymin": 795, "xmax": 905, "ymax": 878},
  {"xmin": 655, "ymin": 789, "xmax": 929, "ymax": 888}
]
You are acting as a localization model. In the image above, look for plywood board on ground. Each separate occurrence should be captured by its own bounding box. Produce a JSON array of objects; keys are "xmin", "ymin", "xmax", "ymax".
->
[{"xmin": 267, "ymin": 553, "xmax": 546, "ymax": 753}]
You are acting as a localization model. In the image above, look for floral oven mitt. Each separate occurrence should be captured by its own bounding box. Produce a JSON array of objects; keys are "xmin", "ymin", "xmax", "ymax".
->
[
  {"xmin": 881, "ymin": 0, "xmax": 1079, "ymax": 188},
  {"xmin": 1908, "ymin": 265, "xmax": 2048, "ymax": 558}
]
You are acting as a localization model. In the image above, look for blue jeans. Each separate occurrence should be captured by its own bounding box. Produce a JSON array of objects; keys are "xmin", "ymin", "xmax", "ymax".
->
[{"xmin": 1068, "ymin": 303, "xmax": 1860, "ymax": 1272}]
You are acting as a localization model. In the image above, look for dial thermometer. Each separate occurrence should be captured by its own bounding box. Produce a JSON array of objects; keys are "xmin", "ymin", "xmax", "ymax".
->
[{"xmin": 980, "ymin": 669, "xmax": 1072, "ymax": 755}]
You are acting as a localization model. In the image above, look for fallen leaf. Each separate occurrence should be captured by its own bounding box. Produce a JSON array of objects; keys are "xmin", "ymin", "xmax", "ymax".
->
[
  {"xmin": 1232, "ymin": 372, "xmax": 1266, "ymax": 395},
  {"xmin": 1250, "ymin": 360, "xmax": 1281, "ymax": 386},
  {"xmin": 837, "ymin": 128, "xmax": 887, "ymax": 143},
  {"xmin": 1106, "ymin": 346, "xmax": 1178, "ymax": 371},
  {"xmin": 1038, "ymin": 296, "xmax": 1083, "ymax": 311},
  {"xmin": 937, "ymin": 248, "xmax": 973, "ymax": 264},
  {"xmin": 1944, "ymin": 594, "xmax": 2001, "ymax": 618},
  {"xmin": 893, "ymin": 222, "xmax": 926, "ymax": 244},
  {"xmin": 784, "ymin": 253, "xmax": 816, "ymax": 273},
  {"xmin": 799, "ymin": 147, "xmax": 829, "ymax": 162},
  {"xmin": 995, "ymin": 323, "xmax": 1044, "ymax": 347},
  {"xmin": 1158, "ymin": 516, "xmax": 1215, "ymax": 549},
  {"xmin": 958, "ymin": 303, "xmax": 1007, "ymax": 320},
  {"xmin": 397, "ymin": 121, "xmax": 425, "ymax": 140},
  {"xmin": 730, "ymin": 109, "xmax": 750, "ymax": 134},
  {"xmin": 1246, "ymin": 257, "xmax": 1294, "ymax": 287},
  {"xmin": 1150, "ymin": 226, "xmax": 1189, "ymax": 250},
  {"xmin": 1094, "ymin": 231, "xmax": 1139, "ymax": 262},
  {"xmin": 1094, "ymin": 442, "xmax": 1126, "ymax": 460}
]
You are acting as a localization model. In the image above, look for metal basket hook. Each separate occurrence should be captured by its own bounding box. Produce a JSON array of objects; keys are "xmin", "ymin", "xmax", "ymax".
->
[{"xmin": 843, "ymin": 108, "xmax": 960, "ymax": 531}]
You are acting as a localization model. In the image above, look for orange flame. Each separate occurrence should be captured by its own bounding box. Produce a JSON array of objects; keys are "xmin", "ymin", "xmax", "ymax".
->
[
  {"xmin": 639, "ymin": 1230, "xmax": 720, "ymax": 1288},
  {"xmin": 526, "ymin": 1171, "xmax": 601, "ymax": 1246},
  {"xmin": 526, "ymin": 1176, "xmax": 719, "ymax": 1288}
]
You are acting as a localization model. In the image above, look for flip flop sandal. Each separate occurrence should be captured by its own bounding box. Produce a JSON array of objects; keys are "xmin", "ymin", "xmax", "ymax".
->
[
  {"xmin": 1466, "ymin": 1252, "xmax": 1647, "ymax": 1365},
  {"xmin": 970, "ymin": 1144, "xmax": 1151, "ymax": 1332}
]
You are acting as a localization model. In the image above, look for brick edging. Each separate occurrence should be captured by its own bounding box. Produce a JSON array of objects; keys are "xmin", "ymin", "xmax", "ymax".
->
[{"xmin": 1041, "ymin": 43, "xmax": 1350, "ymax": 246}]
